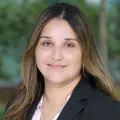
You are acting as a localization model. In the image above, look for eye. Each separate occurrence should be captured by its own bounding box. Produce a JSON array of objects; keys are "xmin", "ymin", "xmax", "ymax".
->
[
  {"xmin": 42, "ymin": 42, "xmax": 52, "ymax": 46},
  {"xmin": 65, "ymin": 43, "xmax": 74, "ymax": 48}
]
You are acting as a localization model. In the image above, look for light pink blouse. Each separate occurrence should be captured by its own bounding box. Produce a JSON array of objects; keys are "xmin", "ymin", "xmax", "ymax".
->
[{"xmin": 32, "ymin": 95, "xmax": 71, "ymax": 120}]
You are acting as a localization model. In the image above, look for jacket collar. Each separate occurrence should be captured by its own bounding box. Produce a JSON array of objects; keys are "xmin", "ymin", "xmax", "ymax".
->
[
  {"xmin": 57, "ymin": 76, "xmax": 92, "ymax": 120},
  {"xmin": 27, "ymin": 75, "xmax": 94, "ymax": 120}
]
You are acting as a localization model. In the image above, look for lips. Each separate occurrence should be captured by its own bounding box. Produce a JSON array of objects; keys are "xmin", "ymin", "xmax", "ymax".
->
[{"xmin": 47, "ymin": 64, "xmax": 66, "ymax": 69}]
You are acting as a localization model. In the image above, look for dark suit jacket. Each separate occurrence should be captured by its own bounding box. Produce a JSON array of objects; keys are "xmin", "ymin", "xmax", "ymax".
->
[{"xmin": 27, "ymin": 76, "xmax": 120, "ymax": 120}]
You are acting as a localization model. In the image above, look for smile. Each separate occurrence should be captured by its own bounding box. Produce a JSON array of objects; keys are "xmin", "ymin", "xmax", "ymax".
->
[{"xmin": 47, "ymin": 64, "xmax": 66, "ymax": 70}]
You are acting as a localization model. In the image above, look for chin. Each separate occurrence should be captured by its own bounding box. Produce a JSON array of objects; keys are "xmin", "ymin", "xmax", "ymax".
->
[{"xmin": 44, "ymin": 77, "xmax": 67, "ymax": 85}]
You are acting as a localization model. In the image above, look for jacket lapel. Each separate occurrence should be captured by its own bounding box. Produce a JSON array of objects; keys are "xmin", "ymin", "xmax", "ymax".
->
[
  {"xmin": 57, "ymin": 99, "xmax": 84, "ymax": 120},
  {"xmin": 57, "ymin": 78, "xmax": 92, "ymax": 120}
]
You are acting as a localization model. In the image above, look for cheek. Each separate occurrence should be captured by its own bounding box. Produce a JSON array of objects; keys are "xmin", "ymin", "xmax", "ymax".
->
[
  {"xmin": 73, "ymin": 53, "xmax": 82, "ymax": 72},
  {"xmin": 35, "ymin": 48, "xmax": 45, "ymax": 67},
  {"xmin": 69, "ymin": 51, "xmax": 82, "ymax": 63},
  {"xmin": 35, "ymin": 50, "xmax": 46, "ymax": 73},
  {"xmin": 70, "ymin": 53, "xmax": 82, "ymax": 72},
  {"xmin": 35, "ymin": 48, "xmax": 52, "ymax": 74},
  {"xmin": 36, "ymin": 47, "xmax": 49, "ymax": 61}
]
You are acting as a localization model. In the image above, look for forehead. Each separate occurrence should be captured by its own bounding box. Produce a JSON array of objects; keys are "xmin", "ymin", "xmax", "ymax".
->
[{"xmin": 40, "ymin": 18, "xmax": 77, "ymax": 39}]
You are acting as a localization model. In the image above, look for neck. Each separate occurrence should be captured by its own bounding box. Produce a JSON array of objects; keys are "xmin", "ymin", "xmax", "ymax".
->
[{"xmin": 43, "ymin": 75, "xmax": 82, "ymax": 105}]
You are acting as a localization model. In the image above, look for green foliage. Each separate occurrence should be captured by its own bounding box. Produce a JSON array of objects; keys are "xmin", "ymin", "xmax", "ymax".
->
[
  {"xmin": 107, "ymin": 2, "xmax": 120, "ymax": 57},
  {"xmin": 108, "ymin": 39, "xmax": 120, "ymax": 57},
  {"xmin": 0, "ymin": 1, "xmax": 47, "ymax": 79},
  {"xmin": 0, "ymin": 106, "xmax": 5, "ymax": 120}
]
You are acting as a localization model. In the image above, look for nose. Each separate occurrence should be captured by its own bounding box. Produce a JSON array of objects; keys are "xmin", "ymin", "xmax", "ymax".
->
[{"xmin": 51, "ymin": 47, "xmax": 64, "ymax": 61}]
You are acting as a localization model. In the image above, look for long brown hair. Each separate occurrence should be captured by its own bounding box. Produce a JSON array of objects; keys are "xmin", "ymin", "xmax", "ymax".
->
[{"xmin": 4, "ymin": 2, "xmax": 119, "ymax": 120}]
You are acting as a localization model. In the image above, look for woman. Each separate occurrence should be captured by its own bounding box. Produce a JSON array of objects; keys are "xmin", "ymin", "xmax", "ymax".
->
[{"xmin": 4, "ymin": 2, "xmax": 120, "ymax": 120}]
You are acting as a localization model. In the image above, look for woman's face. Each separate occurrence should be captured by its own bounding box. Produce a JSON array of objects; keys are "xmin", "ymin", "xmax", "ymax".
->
[{"xmin": 35, "ymin": 18, "xmax": 82, "ymax": 86}]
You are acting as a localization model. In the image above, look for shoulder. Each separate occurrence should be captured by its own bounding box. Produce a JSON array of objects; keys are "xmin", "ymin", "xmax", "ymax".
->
[
  {"xmin": 89, "ymin": 88, "xmax": 120, "ymax": 119},
  {"xmin": 92, "ymin": 88, "xmax": 120, "ymax": 107}
]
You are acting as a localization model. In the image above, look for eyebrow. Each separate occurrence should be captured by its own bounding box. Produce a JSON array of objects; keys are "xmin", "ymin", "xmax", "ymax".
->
[
  {"xmin": 40, "ymin": 36, "xmax": 52, "ymax": 39},
  {"xmin": 39, "ymin": 36, "xmax": 78, "ymax": 41}
]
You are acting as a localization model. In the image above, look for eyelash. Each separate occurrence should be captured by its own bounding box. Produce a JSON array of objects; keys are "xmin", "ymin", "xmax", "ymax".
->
[
  {"xmin": 42, "ymin": 42, "xmax": 51, "ymax": 46},
  {"xmin": 65, "ymin": 43, "xmax": 75, "ymax": 48},
  {"xmin": 42, "ymin": 41, "xmax": 75, "ymax": 48}
]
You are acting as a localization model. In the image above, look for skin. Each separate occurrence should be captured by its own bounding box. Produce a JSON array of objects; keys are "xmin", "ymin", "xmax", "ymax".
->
[{"xmin": 35, "ymin": 18, "xmax": 82, "ymax": 119}]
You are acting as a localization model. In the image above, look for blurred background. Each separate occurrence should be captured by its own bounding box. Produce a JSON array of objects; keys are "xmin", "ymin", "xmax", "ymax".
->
[{"xmin": 0, "ymin": 0, "xmax": 120, "ymax": 119}]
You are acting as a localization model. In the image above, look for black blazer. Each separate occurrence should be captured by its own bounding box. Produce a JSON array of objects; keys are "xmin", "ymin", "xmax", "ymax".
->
[{"xmin": 27, "ymin": 76, "xmax": 120, "ymax": 120}]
